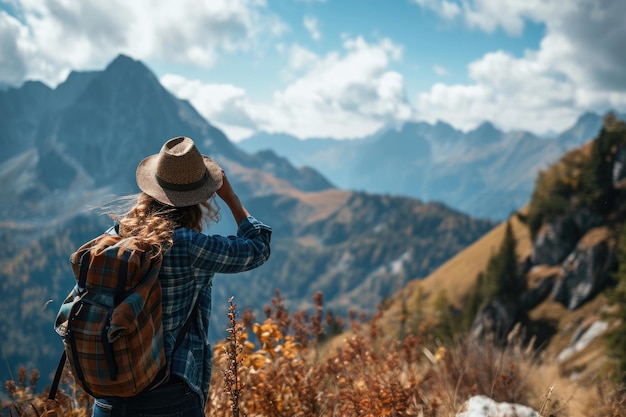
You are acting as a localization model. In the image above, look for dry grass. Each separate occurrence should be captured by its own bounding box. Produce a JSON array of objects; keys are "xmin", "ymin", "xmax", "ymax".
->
[
  {"xmin": 2, "ymin": 367, "xmax": 92, "ymax": 417},
  {"xmin": 206, "ymin": 292, "xmax": 626, "ymax": 417},
  {"xmin": 4, "ymin": 292, "xmax": 624, "ymax": 417}
]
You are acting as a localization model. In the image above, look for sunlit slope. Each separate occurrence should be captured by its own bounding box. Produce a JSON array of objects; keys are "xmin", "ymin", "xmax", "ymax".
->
[{"xmin": 381, "ymin": 207, "xmax": 533, "ymax": 327}]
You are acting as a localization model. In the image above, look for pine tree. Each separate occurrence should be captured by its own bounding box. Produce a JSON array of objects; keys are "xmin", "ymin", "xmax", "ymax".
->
[
  {"xmin": 484, "ymin": 221, "xmax": 521, "ymax": 302},
  {"xmin": 461, "ymin": 221, "xmax": 522, "ymax": 333},
  {"xmin": 579, "ymin": 113, "xmax": 626, "ymax": 215}
]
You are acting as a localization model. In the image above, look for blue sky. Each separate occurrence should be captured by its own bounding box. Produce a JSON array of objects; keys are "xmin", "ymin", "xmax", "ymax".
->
[{"xmin": 1, "ymin": 0, "xmax": 625, "ymax": 141}]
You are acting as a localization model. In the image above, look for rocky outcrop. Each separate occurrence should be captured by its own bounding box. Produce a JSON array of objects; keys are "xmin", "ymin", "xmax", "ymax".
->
[
  {"xmin": 557, "ymin": 319, "xmax": 609, "ymax": 363},
  {"xmin": 531, "ymin": 217, "xmax": 581, "ymax": 266},
  {"xmin": 551, "ymin": 227, "xmax": 616, "ymax": 310},
  {"xmin": 520, "ymin": 265, "xmax": 559, "ymax": 310},
  {"xmin": 612, "ymin": 145, "xmax": 626, "ymax": 186},
  {"xmin": 473, "ymin": 226, "xmax": 615, "ymax": 341},
  {"xmin": 531, "ymin": 208, "xmax": 604, "ymax": 266}
]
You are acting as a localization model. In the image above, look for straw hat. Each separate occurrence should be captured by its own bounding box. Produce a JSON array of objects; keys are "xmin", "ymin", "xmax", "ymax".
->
[{"xmin": 136, "ymin": 136, "xmax": 223, "ymax": 207}]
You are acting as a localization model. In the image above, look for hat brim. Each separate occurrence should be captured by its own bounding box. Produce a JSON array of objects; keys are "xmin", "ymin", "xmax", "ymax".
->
[{"xmin": 136, "ymin": 154, "xmax": 223, "ymax": 207}]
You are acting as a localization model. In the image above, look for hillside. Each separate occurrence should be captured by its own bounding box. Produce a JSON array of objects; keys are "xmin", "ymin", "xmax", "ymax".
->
[
  {"xmin": 379, "ymin": 114, "xmax": 626, "ymax": 399},
  {"xmin": 385, "ymin": 207, "xmax": 533, "ymax": 314}
]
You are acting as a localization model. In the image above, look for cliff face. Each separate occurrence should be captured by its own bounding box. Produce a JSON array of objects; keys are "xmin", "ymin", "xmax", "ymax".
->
[{"xmin": 526, "ymin": 118, "xmax": 626, "ymax": 311}]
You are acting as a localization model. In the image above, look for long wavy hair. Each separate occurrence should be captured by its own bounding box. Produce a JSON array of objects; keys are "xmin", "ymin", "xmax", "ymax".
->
[{"xmin": 109, "ymin": 193, "xmax": 220, "ymax": 257}]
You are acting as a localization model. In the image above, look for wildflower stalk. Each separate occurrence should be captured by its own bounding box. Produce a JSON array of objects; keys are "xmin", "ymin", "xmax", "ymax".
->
[{"xmin": 223, "ymin": 296, "xmax": 244, "ymax": 417}]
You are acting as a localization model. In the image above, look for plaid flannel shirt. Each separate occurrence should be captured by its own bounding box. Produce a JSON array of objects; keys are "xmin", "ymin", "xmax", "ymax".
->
[{"xmin": 158, "ymin": 215, "xmax": 271, "ymax": 404}]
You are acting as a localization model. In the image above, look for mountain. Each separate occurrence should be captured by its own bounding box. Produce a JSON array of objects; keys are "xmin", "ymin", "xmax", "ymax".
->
[
  {"xmin": 0, "ymin": 54, "xmax": 494, "ymax": 389},
  {"xmin": 240, "ymin": 112, "xmax": 625, "ymax": 220}
]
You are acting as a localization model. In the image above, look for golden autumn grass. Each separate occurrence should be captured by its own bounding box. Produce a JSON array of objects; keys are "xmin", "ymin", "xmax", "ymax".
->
[{"xmin": 4, "ymin": 291, "xmax": 626, "ymax": 417}]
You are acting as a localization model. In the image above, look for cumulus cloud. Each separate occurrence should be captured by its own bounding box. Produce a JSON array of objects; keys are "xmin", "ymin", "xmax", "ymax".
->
[
  {"xmin": 0, "ymin": 0, "xmax": 283, "ymax": 87},
  {"xmin": 164, "ymin": 37, "xmax": 413, "ymax": 140},
  {"xmin": 288, "ymin": 44, "xmax": 320, "ymax": 71},
  {"xmin": 161, "ymin": 73, "xmax": 257, "ymax": 141},
  {"xmin": 0, "ymin": 11, "xmax": 28, "ymax": 86},
  {"xmin": 412, "ymin": 0, "xmax": 557, "ymax": 35},
  {"xmin": 414, "ymin": 0, "xmax": 626, "ymax": 134},
  {"xmin": 411, "ymin": 0, "xmax": 461, "ymax": 21},
  {"xmin": 252, "ymin": 37, "xmax": 413, "ymax": 138},
  {"xmin": 417, "ymin": 50, "xmax": 579, "ymax": 134}
]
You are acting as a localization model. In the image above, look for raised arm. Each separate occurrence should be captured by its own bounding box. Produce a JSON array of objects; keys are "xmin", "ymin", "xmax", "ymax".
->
[{"xmin": 215, "ymin": 170, "xmax": 249, "ymax": 226}]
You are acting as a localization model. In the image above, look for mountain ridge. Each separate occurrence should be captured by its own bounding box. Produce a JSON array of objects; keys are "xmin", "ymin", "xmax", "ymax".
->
[{"xmin": 240, "ymin": 111, "xmax": 626, "ymax": 220}]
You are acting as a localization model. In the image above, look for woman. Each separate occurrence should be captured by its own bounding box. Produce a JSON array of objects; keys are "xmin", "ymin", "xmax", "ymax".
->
[{"xmin": 92, "ymin": 136, "xmax": 272, "ymax": 417}]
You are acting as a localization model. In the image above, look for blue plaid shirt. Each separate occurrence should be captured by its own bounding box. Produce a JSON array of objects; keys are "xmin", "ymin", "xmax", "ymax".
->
[{"xmin": 159, "ymin": 216, "xmax": 271, "ymax": 404}]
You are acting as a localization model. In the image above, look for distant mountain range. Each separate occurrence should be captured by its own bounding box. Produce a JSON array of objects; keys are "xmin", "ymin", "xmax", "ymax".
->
[
  {"xmin": 0, "ymin": 55, "xmax": 494, "ymax": 387},
  {"xmin": 240, "ymin": 111, "xmax": 625, "ymax": 220}
]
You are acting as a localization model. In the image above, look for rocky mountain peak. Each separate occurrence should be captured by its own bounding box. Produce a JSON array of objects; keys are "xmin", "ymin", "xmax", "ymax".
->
[
  {"xmin": 555, "ymin": 111, "xmax": 613, "ymax": 148},
  {"xmin": 466, "ymin": 121, "xmax": 503, "ymax": 145}
]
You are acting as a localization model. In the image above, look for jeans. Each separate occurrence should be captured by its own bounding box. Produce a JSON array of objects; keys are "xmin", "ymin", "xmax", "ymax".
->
[{"xmin": 91, "ymin": 379, "xmax": 203, "ymax": 417}]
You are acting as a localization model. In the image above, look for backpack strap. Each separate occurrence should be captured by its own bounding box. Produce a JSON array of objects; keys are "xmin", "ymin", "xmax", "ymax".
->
[
  {"xmin": 77, "ymin": 251, "xmax": 90, "ymax": 291},
  {"xmin": 137, "ymin": 297, "xmax": 199, "ymax": 392},
  {"xmin": 48, "ymin": 351, "xmax": 66, "ymax": 400}
]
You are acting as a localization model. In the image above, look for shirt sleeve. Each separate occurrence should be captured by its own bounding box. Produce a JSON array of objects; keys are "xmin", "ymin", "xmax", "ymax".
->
[{"xmin": 189, "ymin": 216, "xmax": 271, "ymax": 274}]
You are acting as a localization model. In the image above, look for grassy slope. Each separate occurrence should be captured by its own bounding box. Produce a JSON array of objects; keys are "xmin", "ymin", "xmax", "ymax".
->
[{"xmin": 377, "ymin": 206, "xmax": 613, "ymax": 414}]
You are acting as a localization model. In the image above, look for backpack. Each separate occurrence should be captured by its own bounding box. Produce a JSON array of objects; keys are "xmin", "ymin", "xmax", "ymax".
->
[{"xmin": 48, "ymin": 229, "xmax": 193, "ymax": 400}]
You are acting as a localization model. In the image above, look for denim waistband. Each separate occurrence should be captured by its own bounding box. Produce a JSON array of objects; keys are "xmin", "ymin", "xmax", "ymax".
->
[{"xmin": 101, "ymin": 379, "xmax": 195, "ymax": 409}]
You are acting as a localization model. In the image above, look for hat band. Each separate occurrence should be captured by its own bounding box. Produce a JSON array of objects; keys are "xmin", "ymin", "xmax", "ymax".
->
[{"xmin": 155, "ymin": 170, "xmax": 209, "ymax": 192}]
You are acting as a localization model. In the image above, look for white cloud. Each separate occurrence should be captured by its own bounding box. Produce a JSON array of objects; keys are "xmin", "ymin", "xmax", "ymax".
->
[
  {"xmin": 413, "ymin": 0, "xmax": 626, "ymax": 135},
  {"xmin": 0, "ymin": 0, "xmax": 283, "ymax": 87},
  {"xmin": 164, "ymin": 36, "xmax": 413, "ymax": 140},
  {"xmin": 0, "ymin": 10, "xmax": 29, "ymax": 86},
  {"xmin": 161, "ymin": 73, "xmax": 257, "ymax": 141},
  {"xmin": 412, "ymin": 0, "xmax": 558, "ymax": 35},
  {"xmin": 303, "ymin": 15, "xmax": 321, "ymax": 41},
  {"xmin": 288, "ymin": 44, "xmax": 319, "ymax": 71},
  {"xmin": 461, "ymin": 0, "xmax": 558, "ymax": 36},
  {"xmin": 417, "ymin": 50, "xmax": 579, "ymax": 134},
  {"xmin": 252, "ymin": 36, "xmax": 413, "ymax": 138},
  {"xmin": 411, "ymin": 0, "xmax": 461, "ymax": 21}
]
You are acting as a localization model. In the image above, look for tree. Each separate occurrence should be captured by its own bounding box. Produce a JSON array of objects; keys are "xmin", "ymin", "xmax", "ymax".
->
[
  {"xmin": 484, "ymin": 221, "xmax": 522, "ymax": 302},
  {"xmin": 460, "ymin": 221, "xmax": 522, "ymax": 334}
]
